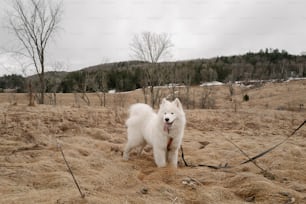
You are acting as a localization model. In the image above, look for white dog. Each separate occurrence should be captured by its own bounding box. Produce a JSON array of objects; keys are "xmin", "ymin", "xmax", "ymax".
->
[{"xmin": 123, "ymin": 98, "xmax": 186, "ymax": 167}]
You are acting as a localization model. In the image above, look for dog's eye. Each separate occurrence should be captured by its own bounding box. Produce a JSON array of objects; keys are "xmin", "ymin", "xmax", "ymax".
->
[
  {"xmin": 164, "ymin": 112, "xmax": 166, "ymax": 115},
  {"xmin": 171, "ymin": 112, "xmax": 174, "ymax": 115}
]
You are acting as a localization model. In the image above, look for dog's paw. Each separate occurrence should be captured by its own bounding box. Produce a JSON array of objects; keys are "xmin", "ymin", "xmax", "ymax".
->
[{"xmin": 123, "ymin": 153, "xmax": 129, "ymax": 161}]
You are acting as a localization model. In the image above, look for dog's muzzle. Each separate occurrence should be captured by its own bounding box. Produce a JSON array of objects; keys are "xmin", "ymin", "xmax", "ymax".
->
[{"xmin": 163, "ymin": 121, "xmax": 173, "ymax": 133}]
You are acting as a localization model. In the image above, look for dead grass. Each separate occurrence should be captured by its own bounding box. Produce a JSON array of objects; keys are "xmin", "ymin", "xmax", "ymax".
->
[{"xmin": 0, "ymin": 79, "xmax": 306, "ymax": 203}]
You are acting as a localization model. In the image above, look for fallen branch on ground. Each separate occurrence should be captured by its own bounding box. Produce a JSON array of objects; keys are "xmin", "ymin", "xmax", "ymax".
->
[
  {"xmin": 56, "ymin": 140, "xmax": 85, "ymax": 198},
  {"xmin": 180, "ymin": 120, "xmax": 306, "ymax": 175},
  {"xmin": 180, "ymin": 146, "xmax": 230, "ymax": 169},
  {"xmin": 224, "ymin": 137, "xmax": 265, "ymax": 172},
  {"xmin": 11, "ymin": 144, "xmax": 42, "ymax": 154},
  {"xmin": 241, "ymin": 120, "xmax": 306, "ymax": 164}
]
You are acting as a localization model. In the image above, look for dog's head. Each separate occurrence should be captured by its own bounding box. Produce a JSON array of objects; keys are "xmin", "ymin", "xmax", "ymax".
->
[{"xmin": 159, "ymin": 98, "xmax": 185, "ymax": 132}]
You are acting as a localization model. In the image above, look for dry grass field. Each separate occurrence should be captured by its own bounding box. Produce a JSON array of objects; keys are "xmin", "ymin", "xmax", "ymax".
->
[{"xmin": 0, "ymin": 79, "xmax": 306, "ymax": 204}]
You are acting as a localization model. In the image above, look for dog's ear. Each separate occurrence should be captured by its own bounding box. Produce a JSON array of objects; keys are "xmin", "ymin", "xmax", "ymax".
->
[
  {"xmin": 162, "ymin": 98, "xmax": 167, "ymax": 104},
  {"xmin": 173, "ymin": 98, "xmax": 183, "ymax": 110},
  {"xmin": 161, "ymin": 98, "xmax": 167, "ymax": 106}
]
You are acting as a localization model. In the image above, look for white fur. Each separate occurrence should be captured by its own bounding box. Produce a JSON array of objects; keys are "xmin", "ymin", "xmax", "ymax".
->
[{"xmin": 123, "ymin": 98, "xmax": 186, "ymax": 167}]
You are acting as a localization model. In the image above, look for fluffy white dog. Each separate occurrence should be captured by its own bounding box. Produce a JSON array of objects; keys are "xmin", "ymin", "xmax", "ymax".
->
[{"xmin": 123, "ymin": 98, "xmax": 186, "ymax": 167}]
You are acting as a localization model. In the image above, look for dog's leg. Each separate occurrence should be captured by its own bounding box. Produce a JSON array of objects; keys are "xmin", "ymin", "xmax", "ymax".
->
[
  {"xmin": 123, "ymin": 141, "xmax": 139, "ymax": 160},
  {"xmin": 124, "ymin": 142, "xmax": 143, "ymax": 160},
  {"xmin": 167, "ymin": 148, "xmax": 179, "ymax": 168},
  {"xmin": 123, "ymin": 140, "xmax": 144, "ymax": 160},
  {"xmin": 123, "ymin": 129, "xmax": 144, "ymax": 160},
  {"xmin": 123, "ymin": 143, "xmax": 132, "ymax": 160},
  {"xmin": 153, "ymin": 147, "xmax": 167, "ymax": 167}
]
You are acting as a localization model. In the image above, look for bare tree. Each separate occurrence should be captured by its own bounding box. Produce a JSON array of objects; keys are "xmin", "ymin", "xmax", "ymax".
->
[
  {"xmin": 78, "ymin": 71, "xmax": 91, "ymax": 106},
  {"xmin": 148, "ymin": 65, "xmax": 166, "ymax": 108},
  {"xmin": 94, "ymin": 71, "xmax": 108, "ymax": 107},
  {"xmin": 200, "ymin": 86, "xmax": 215, "ymax": 109},
  {"xmin": 181, "ymin": 65, "xmax": 195, "ymax": 109},
  {"xmin": 130, "ymin": 32, "xmax": 173, "ymax": 63},
  {"xmin": 139, "ymin": 72, "xmax": 149, "ymax": 104},
  {"xmin": 164, "ymin": 63, "xmax": 181, "ymax": 101},
  {"xmin": 6, "ymin": 0, "xmax": 63, "ymax": 104},
  {"xmin": 138, "ymin": 64, "xmax": 167, "ymax": 108},
  {"xmin": 130, "ymin": 32, "xmax": 173, "ymax": 107},
  {"xmin": 45, "ymin": 61, "xmax": 67, "ymax": 105}
]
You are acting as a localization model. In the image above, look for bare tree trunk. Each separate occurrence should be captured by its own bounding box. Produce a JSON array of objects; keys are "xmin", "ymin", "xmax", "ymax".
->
[
  {"xmin": 53, "ymin": 92, "xmax": 57, "ymax": 105},
  {"xmin": 39, "ymin": 70, "xmax": 45, "ymax": 104},
  {"xmin": 96, "ymin": 92, "xmax": 103, "ymax": 106},
  {"xmin": 152, "ymin": 87, "xmax": 163, "ymax": 108},
  {"xmin": 200, "ymin": 87, "xmax": 215, "ymax": 109},
  {"xmin": 186, "ymin": 85, "xmax": 190, "ymax": 109},
  {"xmin": 171, "ymin": 86, "xmax": 175, "ymax": 100},
  {"xmin": 81, "ymin": 93, "xmax": 90, "ymax": 106},
  {"xmin": 228, "ymin": 83, "xmax": 234, "ymax": 101},
  {"xmin": 94, "ymin": 71, "xmax": 108, "ymax": 107},
  {"xmin": 74, "ymin": 92, "xmax": 80, "ymax": 107},
  {"xmin": 142, "ymin": 86, "xmax": 148, "ymax": 104},
  {"xmin": 80, "ymin": 72, "xmax": 90, "ymax": 106},
  {"xmin": 182, "ymin": 65, "xmax": 194, "ymax": 109},
  {"xmin": 95, "ymin": 92, "xmax": 106, "ymax": 107},
  {"xmin": 150, "ymin": 86, "xmax": 155, "ymax": 108},
  {"xmin": 28, "ymin": 80, "xmax": 34, "ymax": 106},
  {"xmin": 103, "ymin": 92, "xmax": 106, "ymax": 107}
]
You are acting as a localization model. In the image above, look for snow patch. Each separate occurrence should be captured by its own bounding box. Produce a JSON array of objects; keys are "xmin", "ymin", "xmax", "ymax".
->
[
  {"xmin": 200, "ymin": 81, "xmax": 224, "ymax": 86},
  {"xmin": 108, "ymin": 89, "xmax": 116, "ymax": 94},
  {"xmin": 286, "ymin": 77, "xmax": 306, "ymax": 82}
]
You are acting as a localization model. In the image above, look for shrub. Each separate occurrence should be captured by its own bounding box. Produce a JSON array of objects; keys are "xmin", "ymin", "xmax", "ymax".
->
[{"xmin": 243, "ymin": 94, "xmax": 249, "ymax": 101}]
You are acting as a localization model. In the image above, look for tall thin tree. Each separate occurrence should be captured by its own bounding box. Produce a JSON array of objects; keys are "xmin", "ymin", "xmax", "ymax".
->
[
  {"xmin": 7, "ymin": 0, "xmax": 63, "ymax": 104},
  {"xmin": 130, "ymin": 32, "xmax": 173, "ymax": 107}
]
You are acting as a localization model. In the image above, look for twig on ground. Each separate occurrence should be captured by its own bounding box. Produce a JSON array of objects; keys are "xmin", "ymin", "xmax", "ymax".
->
[
  {"xmin": 187, "ymin": 176, "xmax": 203, "ymax": 186},
  {"xmin": 0, "ymin": 165, "xmax": 23, "ymax": 168},
  {"xmin": 11, "ymin": 144, "xmax": 42, "ymax": 154},
  {"xmin": 224, "ymin": 137, "xmax": 265, "ymax": 172},
  {"xmin": 180, "ymin": 145, "xmax": 189, "ymax": 167},
  {"xmin": 56, "ymin": 139, "xmax": 85, "ymax": 198},
  {"xmin": 172, "ymin": 197, "xmax": 178, "ymax": 204}
]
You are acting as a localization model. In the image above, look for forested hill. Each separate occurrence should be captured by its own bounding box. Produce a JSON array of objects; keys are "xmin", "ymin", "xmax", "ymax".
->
[{"xmin": 1, "ymin": 49, "xmax": 306, "ymax": 93}]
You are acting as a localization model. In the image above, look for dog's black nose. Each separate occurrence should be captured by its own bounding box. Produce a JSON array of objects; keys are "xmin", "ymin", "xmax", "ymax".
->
[{"xmin": 165, "ymin": 118, "xmax": 169, "ymax": 122}]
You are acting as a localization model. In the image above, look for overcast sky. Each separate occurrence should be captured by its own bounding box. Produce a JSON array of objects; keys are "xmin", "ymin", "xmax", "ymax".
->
[{"xmin": 1, "ymin": 0, "xmax": 306, "ymax": 76}]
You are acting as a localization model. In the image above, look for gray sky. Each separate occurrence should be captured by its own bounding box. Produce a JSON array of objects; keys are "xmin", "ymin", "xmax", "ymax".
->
[{"xmin": 1, "ymin": 0, "xmax": 306, "ymax": 76}]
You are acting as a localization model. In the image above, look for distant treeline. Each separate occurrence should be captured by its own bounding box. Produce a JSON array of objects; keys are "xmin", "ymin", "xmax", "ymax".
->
[{"xmin": 1, "ymin": 49, "xmax": 306, "ymax": 93}]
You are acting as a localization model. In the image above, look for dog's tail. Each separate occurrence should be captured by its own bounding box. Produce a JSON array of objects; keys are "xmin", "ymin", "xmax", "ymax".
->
[{"xmin": 125, "ymin": 103, "xmax": 153, "ymax": 127}]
